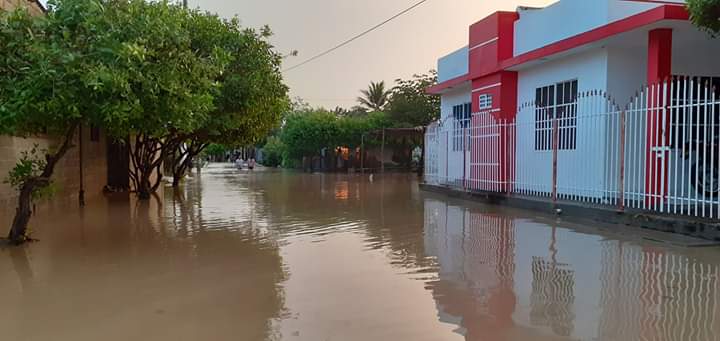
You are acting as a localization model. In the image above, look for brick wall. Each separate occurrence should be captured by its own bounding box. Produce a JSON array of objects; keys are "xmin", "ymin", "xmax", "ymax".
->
[
  {"xmin": 1, "ymin": 0, "xmax": 44, "ymax": 15},
  {"xmin": 0, "ymin": 129, "xmax": 108, "ymax": 229}
]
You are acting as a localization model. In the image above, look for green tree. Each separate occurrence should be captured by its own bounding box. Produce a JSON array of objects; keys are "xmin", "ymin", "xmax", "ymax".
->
[
  {"xmin": 202, "ymin": 143, "xmax": 229, "ymax": 161},
  {"xmin": 0, "ymin": 0, "xmax": 180, "ymax": 243},
  {"xmin": 687, "ymin": 0, "xmax": 720, "ymax": 35},
  {"xmin": 260, "ymin": 136, "xmax": 285, "ymax": 167},
  {"xmin": 276, "ymin": 106, "xmax": 389, "ymax": 168},
  {"xmin": 166, "ymin": 17, "xmax": 289, "ymax": 187},
  {"xmin": 109, "ymin": 1, "xmax": 230, "ymax": 198},
  {"xmin": 280, "ymin": 109, "xmax": 340, "ymax": 167},
  {"xmin": 357, "ymin": 81, "xmax": 391, "ymax": 111},
  {"xmin": 336, "ymin": 111, "xmax": 389, "ymax": 149},
  {"xmin": 385, "ymin": 71, "xmax": 440, "ymax": 127}
]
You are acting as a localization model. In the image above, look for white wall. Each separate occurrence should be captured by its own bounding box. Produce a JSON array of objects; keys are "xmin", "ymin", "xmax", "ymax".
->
[
  {"xmin": 606, "ymin": 46, "xmax": 647, "ymax": 102},
  {"xmin": 672, "ymin": 31, "xmax": 720, "ymax": 77},
  {"xmin": 607, "ymin": 0, "xmax": 679, "ymax": 22},
  {"xmin": 514, "ymin": 0, "xmax": 609, "ymax": 56},
  {"xmin": 514, "ymin": 0, "xmax": 685, "ymax": 56},
  {"xmin": 439, "ymin": 86, "xmax": 472, "ymax": 185},
  {"xmin": 516, "ymin": 49, "xmax": 612, "ymax": 198},
  {"xmin": 517, "ymin": 49, "xmax": 609, "ymax": 109},
  {"xmin": 440, "ymin": 86, "xmax": 471, "ymax": 121},
  {"xmin": 437, "ymin": 46, "xmax": 469, "ymax": 83}
]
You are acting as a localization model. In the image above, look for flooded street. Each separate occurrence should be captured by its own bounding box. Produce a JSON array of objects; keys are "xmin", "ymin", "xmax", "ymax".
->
[{"xmin": 3, "ymin": 164, "xmax": 720, "ymax": 340}]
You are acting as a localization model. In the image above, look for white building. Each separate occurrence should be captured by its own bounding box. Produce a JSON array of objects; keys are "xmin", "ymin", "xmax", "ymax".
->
[{"xmin": 425, "ymin": 0, "xmax": 720, "ymax": 218}]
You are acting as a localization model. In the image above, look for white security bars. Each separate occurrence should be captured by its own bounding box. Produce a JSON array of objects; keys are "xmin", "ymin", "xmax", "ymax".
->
[
  {"xmin": 424, "ymin": 77, "xmax": 720, "ymax": 219},
  {"xmin": 424, "ymin": 121, "xmax": 441, "ymax": 185}
]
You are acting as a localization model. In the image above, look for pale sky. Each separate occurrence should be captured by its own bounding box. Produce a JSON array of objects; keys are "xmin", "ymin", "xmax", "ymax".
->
[{"xmin": 188, "ymin": 0, "xmax": 556, "ymax": 109}]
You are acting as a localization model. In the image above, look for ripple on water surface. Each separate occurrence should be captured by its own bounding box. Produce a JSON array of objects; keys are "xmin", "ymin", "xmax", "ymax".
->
[{"xmin": 2, "ymin": 164, "xmax": 720, "ymax": 341}]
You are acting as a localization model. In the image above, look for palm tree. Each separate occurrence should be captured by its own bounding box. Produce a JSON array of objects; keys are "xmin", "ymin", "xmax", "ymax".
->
[{"xmin": 357, "ymin": 81, "xmax": 391, "ymax": 111}]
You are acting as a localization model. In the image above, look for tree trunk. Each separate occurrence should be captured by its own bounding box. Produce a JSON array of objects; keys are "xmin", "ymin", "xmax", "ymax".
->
[
  {"xmin": 7, "ymin": 124, "xmax": 77, "ymax": 244},
  {"xmin": 136, "ymin": 174, "xmax": 152, "ymax": 200},
  {"xmin": 128, "ymin": 133, "xmax": 174, "ymax": 200},
  {"xmin": 172, "ymin": 172, "xmax": 182, "ymax": 187},
  {"xmin": 8, "ymin": 184, "xmax": 34, "ymax": 244},
  {"xmin": 170, "ymin": 140, "xmax": 206, "ymax": 188}
]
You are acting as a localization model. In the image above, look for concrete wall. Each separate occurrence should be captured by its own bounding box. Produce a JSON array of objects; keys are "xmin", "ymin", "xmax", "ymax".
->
[
  {"xmin": 517, "ymin": 49, "xmax": 609, "ymax": 107},
  {"xmin": 606, "ymin": 46, "xmax": 647, "ymax": 102},
  {"xmin": 0, "ymin": 0, "xmax": 44, "ymax": 14},
  {"xmin": 514, "ymin": 0, "xmax": 610, "ymax": 56},
  {"xmin": 514, "ymin": 0, "xmax": 685, "ymax": 56},
  {"xmin": 515, "ymin": 49, "xmax": 611, "ymax": 198},
  {"xmin": 440, "ymin": 85, "xmax": 472, "ymax": 122},
  {"xmin": 608, "ymin": 0, "xmax": 684, "ymax": 22},
  {"xmin": 438, "ymin": 47, "xmax": 469, "ymax": 83},
  {"xmin": 0, "ymin": 128, "xmax": 108, "ymax": 228},
  {"xmin": 672, "ymin": 27, "xmax": 720, "ymax": 77},
  {"xmin": 440, "ymin": 86, "xmax": 472, "ymax": 185}
]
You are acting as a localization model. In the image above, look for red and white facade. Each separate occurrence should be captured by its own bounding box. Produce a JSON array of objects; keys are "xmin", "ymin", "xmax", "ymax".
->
[{"xmin": 425, "ymin": 0, "xmax": 720, "ymax": 218}]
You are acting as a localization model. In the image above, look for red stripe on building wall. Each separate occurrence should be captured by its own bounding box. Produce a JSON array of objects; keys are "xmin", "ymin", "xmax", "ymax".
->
[
  {"xmin": 497, "ymin": 5, "xmax": 688, "ymax": 73},
  {"xmin": 427, "ymin": 5, "xmax": 689, "ymax": 95},
  {"xmin": 427, "ymin": 74, "xmax": 470, "ymax": 95}
]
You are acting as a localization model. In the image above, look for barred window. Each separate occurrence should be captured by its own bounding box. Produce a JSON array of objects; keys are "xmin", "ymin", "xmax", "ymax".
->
[
  {"xmin": 478, "ymin": 94, "xmax": 493, "ymax": 110},
  {"xmin": 535, "ymin": 80, "xmax": 578, "ymax": 150},
  {"xmin": 452, "ymin": 102, "xmax": 471, "ymax": 151}
]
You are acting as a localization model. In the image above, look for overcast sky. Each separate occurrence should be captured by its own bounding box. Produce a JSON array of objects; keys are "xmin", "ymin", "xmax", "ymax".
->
[{"xmin": 189, "ymin": 0, "xmax": 554, "ymax": 109}]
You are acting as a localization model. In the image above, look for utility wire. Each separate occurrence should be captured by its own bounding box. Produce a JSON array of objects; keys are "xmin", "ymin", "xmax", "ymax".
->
[{"xmin": 283, "ymin": 0, "xmax": 430, "ymax": 72}]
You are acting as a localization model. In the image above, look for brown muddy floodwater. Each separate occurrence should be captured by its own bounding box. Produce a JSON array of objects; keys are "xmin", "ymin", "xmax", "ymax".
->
[{"xmin": 3, "ymin": 164, "xmax": 720, "ymax": 340}]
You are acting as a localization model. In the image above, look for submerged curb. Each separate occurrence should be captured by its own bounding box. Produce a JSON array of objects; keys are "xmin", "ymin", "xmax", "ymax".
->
[{"xmin": 420, "ymin": 183, "xmax": 720, "ymax": 245}]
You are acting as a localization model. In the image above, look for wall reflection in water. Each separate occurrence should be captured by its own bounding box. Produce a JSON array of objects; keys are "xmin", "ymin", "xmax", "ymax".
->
[{"xmin": 423, "ymin": 197, "xmax": 720, "ymax": 340}]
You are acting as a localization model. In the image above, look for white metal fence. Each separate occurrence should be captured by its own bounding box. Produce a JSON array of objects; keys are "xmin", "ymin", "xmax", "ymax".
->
[{"xmin": 424, "ymin": 77, "xmax": 720, "ymax": 219}]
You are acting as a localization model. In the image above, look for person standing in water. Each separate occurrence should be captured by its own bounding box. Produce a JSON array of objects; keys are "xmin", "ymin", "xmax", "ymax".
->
[{"xmin": 248, "ymin": 158, "xmax": 256, "ymax": 170}]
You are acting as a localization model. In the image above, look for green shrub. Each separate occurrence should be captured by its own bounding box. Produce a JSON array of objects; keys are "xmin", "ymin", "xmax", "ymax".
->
[{"xmin": 261, "ymin": 136, "xmax": 285, "ymax": 167}]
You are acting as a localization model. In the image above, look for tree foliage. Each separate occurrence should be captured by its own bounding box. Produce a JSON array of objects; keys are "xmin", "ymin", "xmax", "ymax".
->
[
  {"xmin": 165, "ymin": 17, "xmax": 289, "ymax": 186},
  {"xmin": 260, "ymin": 136, "xmax": 285, "ymax": 167},
  {"xmin": 0, "ymin": 0, "xmax": 288, "ymax": 242},
  {"xmin": 1, "ymin": 0, "xmax": 171, "ymax": 242},
  {"xmin": 687, "ymin": 0, "xmax": 720, "ymax": 35},
  {"xmin": 357, "ymin": 81, "xmax": 391, "ymax": 111},
  {"xmin": 104, "ymin": 0, "xmax": 233, "ymax": 196},
  {"xmin": 281, "ymin": 109, "xmax": 340, "ymax": 160},
  {"xmin": 385, "ymin": 71, "xmax": 440, "ymax": 127},
  {"xmin": 274, "ymin": 108, "xmax": 389, "ymax": 166}
]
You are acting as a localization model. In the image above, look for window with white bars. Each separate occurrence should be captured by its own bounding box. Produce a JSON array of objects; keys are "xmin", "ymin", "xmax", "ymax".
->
[
  {"xmin": 534, "ymin": 80, "xmax": 578, "ymax": 151},
  {"xmin": 452, "ymin": 102, "xmax": 471, "ymax": 151},
  {"xmin": 478, "ymin": 94, "xmax": 493, "ymax": 110}
]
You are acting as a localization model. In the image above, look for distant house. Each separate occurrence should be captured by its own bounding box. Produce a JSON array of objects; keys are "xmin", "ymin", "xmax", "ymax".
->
[{"xmin": 424, "ymin": 0, "xmax": 720, "ymax": 219}]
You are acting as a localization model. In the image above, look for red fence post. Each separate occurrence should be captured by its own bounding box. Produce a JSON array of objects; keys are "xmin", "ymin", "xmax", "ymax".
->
[
  {"xmin": 618, "ymin": 110, "xmax": 626, "ymax": 212},
  {"xmin": 552, "ymin": 117, "xmax": 559, "ymax": 207},
  {"xmin": 462, "ymin": 125, "xmax": 467, "ymax": 190}
]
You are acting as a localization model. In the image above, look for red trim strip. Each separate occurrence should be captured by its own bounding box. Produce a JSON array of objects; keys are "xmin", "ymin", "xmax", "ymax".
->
[
  {"xmin": 427, "ymin": 74, "xmax": 470, "ymax": 94},
  {"xmin": 498, "ymin": 5, "xmax": 688, "ymax": 73},
  {"xmin": 619, "ymin": 0, "xmax": 685, "ymax": 5},
  {"xmin": 427, "ymin": 5, "xmax": 688, "ymax": 94}
]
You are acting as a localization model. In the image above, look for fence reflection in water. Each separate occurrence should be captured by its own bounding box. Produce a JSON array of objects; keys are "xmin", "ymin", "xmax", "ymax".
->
[{"xmin": 423, "ymin": 197, "xmax": 720, "ymax": 340}]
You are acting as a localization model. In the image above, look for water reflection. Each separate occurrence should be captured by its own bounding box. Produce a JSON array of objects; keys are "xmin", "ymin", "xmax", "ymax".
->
[
  {"xmin": 3, "ymin": 165, "xmax": 720, "ymax": 340},
  {"xmin": 0, "ymin": 166, "xmax": 287, "ymax": 341},
  {"xmin": 424, "ymin": 196, "xmax": 720, "ymax": 340}
]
